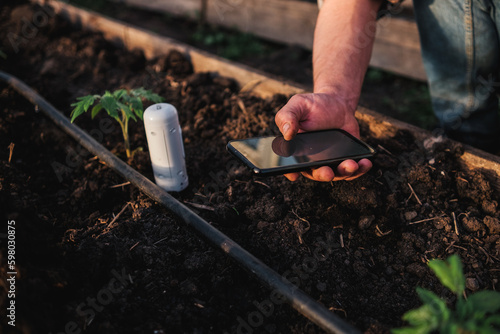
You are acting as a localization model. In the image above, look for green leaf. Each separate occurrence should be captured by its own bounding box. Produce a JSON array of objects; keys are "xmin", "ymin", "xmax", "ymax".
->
[
  {"xmin": 70, "ymin": 95, "xmax": 97, "ymax": 122},
  {"xmin": 485, "ymin": 315, "xmax": 500, "ymax": 327},
  {"xmin": 112, "ymin": 89, "xmax": 127, "ymax": 100},
  {"xmin": 100, "ymin": 92, "xmax": 119, "ymax": 118},
  {"xmin": 416, "ymin": 288, "xmax": 450, "ymax": 323},
  {"xmin": 402, "ymin": 304, "xmax": 438, "ymax": 329},
  {"xmin": 428, "ymin": 254, "xmax": 465, "ymax": 295},
  {"xmin": 70, "ymin": 104, "xmax": 85, "ymax": 123},
  {"xmin": 129, "ymin": 97, "xmax": 144, "ymax": 119},
  {"xmin": 91, "ymin": 104, "xmax": 103, "ymax": 119},
  {"xmin": 456, "ymin": 295, "xmax": 472, "ymax": 320},
  {"xmin": 131, "ymin": 87, "xmax": 164, "ymax": 103},
  {"xmin": 129, "ymin": 88, "xmax": 163, "ymax": 120},
  {"xmin": 467, "ymin": 291, "xmax": 500, "ymax": 314},
  {"xmin": 394, "ymin": 255, "xmax": 500, "ymax": 334},
  {"xmin": 149, "ymin": 93, "xmax": 164, "ymax": 104},
  {"xmin": 79, "ymin": 95, "xmax": 97, "ymax": 112},
  {"xmin": 130, "ymin": 87, "xmax": 146, "ymax": 97},
  {"xmin": 441, "ymin": 323, "xmax": 460, "ymax": 334}
]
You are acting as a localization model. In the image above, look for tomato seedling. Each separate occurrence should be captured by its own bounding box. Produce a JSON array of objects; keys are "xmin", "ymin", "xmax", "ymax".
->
[
  {"xmin": 70, "ymin": 88, "xmax": 164, "ymax": 158},
  {"xmin": 392, "ymin": 254, "xmax": 500, "ymax": 334}
]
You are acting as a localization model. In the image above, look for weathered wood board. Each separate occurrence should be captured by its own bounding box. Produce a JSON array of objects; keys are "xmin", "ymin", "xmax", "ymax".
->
[
  {"xmin": 114, "ymin": 0, "xmax": 201, "ymax": 19},
  {"xmin": 205, "ymin": 0, "xmax": 318, "ymax": 49},
  {"xmin": 372, "ymin": 16, "xmax": 425, "ymax": 80}
]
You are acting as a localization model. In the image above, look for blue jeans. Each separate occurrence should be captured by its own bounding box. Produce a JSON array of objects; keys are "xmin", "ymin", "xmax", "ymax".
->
[{"xmin": 414, "ymin": 0, "xmax": 500, "ymax": 152}]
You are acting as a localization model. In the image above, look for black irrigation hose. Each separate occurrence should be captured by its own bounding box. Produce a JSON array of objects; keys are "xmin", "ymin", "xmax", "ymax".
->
[{"xmin": 0, "ymin": 71, "xmax": 361, "ymax": 334}]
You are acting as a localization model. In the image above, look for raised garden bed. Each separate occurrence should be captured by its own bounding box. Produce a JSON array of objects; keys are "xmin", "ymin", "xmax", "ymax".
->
[
  {"xmin": 113, "ymin": 0, "xmax": 426, "ymax": 80},
  {"xmin": 1, "ymin": 2, "xmax": 499, "ymax": 334}
]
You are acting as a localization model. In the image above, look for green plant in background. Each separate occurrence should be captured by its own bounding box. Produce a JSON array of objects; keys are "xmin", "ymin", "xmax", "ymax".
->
[
  {"xmin": 71, "ymin": 88, "xmax": 164, "ymax": 158},
  {"xmin": 392, "ymin": 254, "xmax": 500, "ymax": 334},
  {"xmin": 191, "ymin": 25, "xmax": 268, "ymax": 60},
  {"xmin": 0, "ymin": 49, "xmax": 6, "ymax": 59},
  {"xmin": 365, "ymin": 68, "xmax": 386, "ymax": 83}
]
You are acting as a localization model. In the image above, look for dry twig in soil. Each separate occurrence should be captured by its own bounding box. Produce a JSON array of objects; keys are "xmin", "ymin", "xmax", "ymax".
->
[
  {"xmin": 407, "ymin": 183, "xmax": 423, "ymax": 206},
  {"xmin": 8, "ymin": 142, "xmax": 14, "ymax": 163},
  {"xmin": 106, "ymin": 202, "xmax": 131, "ymax": 229},
  {"xmin": 452, "ymin": 212, "xmax": 459, "ymax": 235},
  {"xmin": 409, "ymin": 217, "xmax": 440, "ymax": 225},
  {"xmin": 184, "ymin": 201, "xmax": 215, "ymax": 212}
]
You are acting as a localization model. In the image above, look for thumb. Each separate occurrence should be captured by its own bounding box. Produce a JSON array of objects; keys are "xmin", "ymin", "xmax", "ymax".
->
[{"xmin": 275, "ymin": 95, "xmax": 309, "ymax": 141}]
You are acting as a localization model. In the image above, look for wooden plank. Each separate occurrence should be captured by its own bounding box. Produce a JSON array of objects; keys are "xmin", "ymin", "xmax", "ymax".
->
[
  {"xmin": 31, "ymin": 0, "xmax": 500, "ymax": 194},
  {"xmin": 117, "ymin": 0, "xmax": 201, "ymax": 19},
  {"xmin": 206, "ymin": 0, "xmax": 318, "ymax": 49},
  {"xmin": 371, "ymin": 39, "xmax": 426, "ymax": 81},
  {"xmin": 460, "ymin": 150, "xmax": 500, "ymax": 194},
  {"xmin": 372, "ymin": 15, "xmax": 425, "ymax": 81},
  {"xmin": 376, "ymin": 17, "xmax": 421, "ymax": 51}
]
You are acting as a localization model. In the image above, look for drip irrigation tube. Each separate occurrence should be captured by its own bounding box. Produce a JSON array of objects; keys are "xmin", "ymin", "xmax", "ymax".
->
[{"xmin": 0, "ymin": 71, "xmax": 360, "ymax": 334}]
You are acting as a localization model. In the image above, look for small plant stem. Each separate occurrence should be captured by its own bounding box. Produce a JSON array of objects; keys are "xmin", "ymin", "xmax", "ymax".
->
[
  {"xmin": 123, "ymin": 119, "xmax": 131, "ymax": 158},
  {"xmin": 118, "ymin": 110, "xmax": 131, "ymax": 158}
]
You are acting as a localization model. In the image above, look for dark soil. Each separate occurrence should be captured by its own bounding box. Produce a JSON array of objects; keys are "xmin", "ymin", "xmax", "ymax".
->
[{"xmin": 1, "ymin": 2, "xmax": 499, "ymax": 334}]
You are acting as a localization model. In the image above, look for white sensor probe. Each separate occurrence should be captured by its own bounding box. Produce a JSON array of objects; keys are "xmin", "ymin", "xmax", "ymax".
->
[{"xmin": 144, "ymin": 103, "xmax": 188, "ymax": 192}]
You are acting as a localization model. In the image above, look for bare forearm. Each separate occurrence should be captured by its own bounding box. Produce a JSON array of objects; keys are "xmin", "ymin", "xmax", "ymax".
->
[
  {"xmin": 274, "ymin": 0, "xmax": 381, "ymax": 182},
  {"xmin": 313, "ymin": 0, "xmax": 383, "ymax": 110}
]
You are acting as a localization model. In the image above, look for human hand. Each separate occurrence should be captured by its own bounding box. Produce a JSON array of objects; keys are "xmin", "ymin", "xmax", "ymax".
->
[{"xmin": 274, "ymin": 93, "xmax": 372, "ymax": 182}]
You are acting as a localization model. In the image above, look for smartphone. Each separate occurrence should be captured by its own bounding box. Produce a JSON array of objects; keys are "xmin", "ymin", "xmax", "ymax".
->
[{"xmin": 226, "ymin": 129, "xmax": 376, "ymax": 176}]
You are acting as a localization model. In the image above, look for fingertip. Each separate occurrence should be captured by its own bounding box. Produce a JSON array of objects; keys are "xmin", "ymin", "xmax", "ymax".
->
[
  {"xmin": 284, "ymin": 172, "xmax": 300, "ymax": 182},
  {"xmin": 344, "ymin": 159, "xmax": 373, "ymax": 181},
  {"xmin": 358, "ymin": 158, "xmax": 373, "ymax": 171},
  {"xmin": 337, "ymin": 160, "xmax": 359, "ymax": 177},
  {"xmin": 306, "ymin": 166, "xmax": 335, "ymax": 182},
  {"xmin": 275, "ymin": 98, "xmax": 302, "ymax": 140}
]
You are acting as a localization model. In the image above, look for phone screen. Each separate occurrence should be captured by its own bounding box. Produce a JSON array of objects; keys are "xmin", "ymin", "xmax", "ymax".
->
[{"xmin": 227, "ymin": 129, "xmax": 375, "ymax": 174}]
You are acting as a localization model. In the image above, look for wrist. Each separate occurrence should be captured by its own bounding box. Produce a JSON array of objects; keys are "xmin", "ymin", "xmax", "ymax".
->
[{"xmin": 313, "ymin": 85, "xmax": 360, "ymax": 113}]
